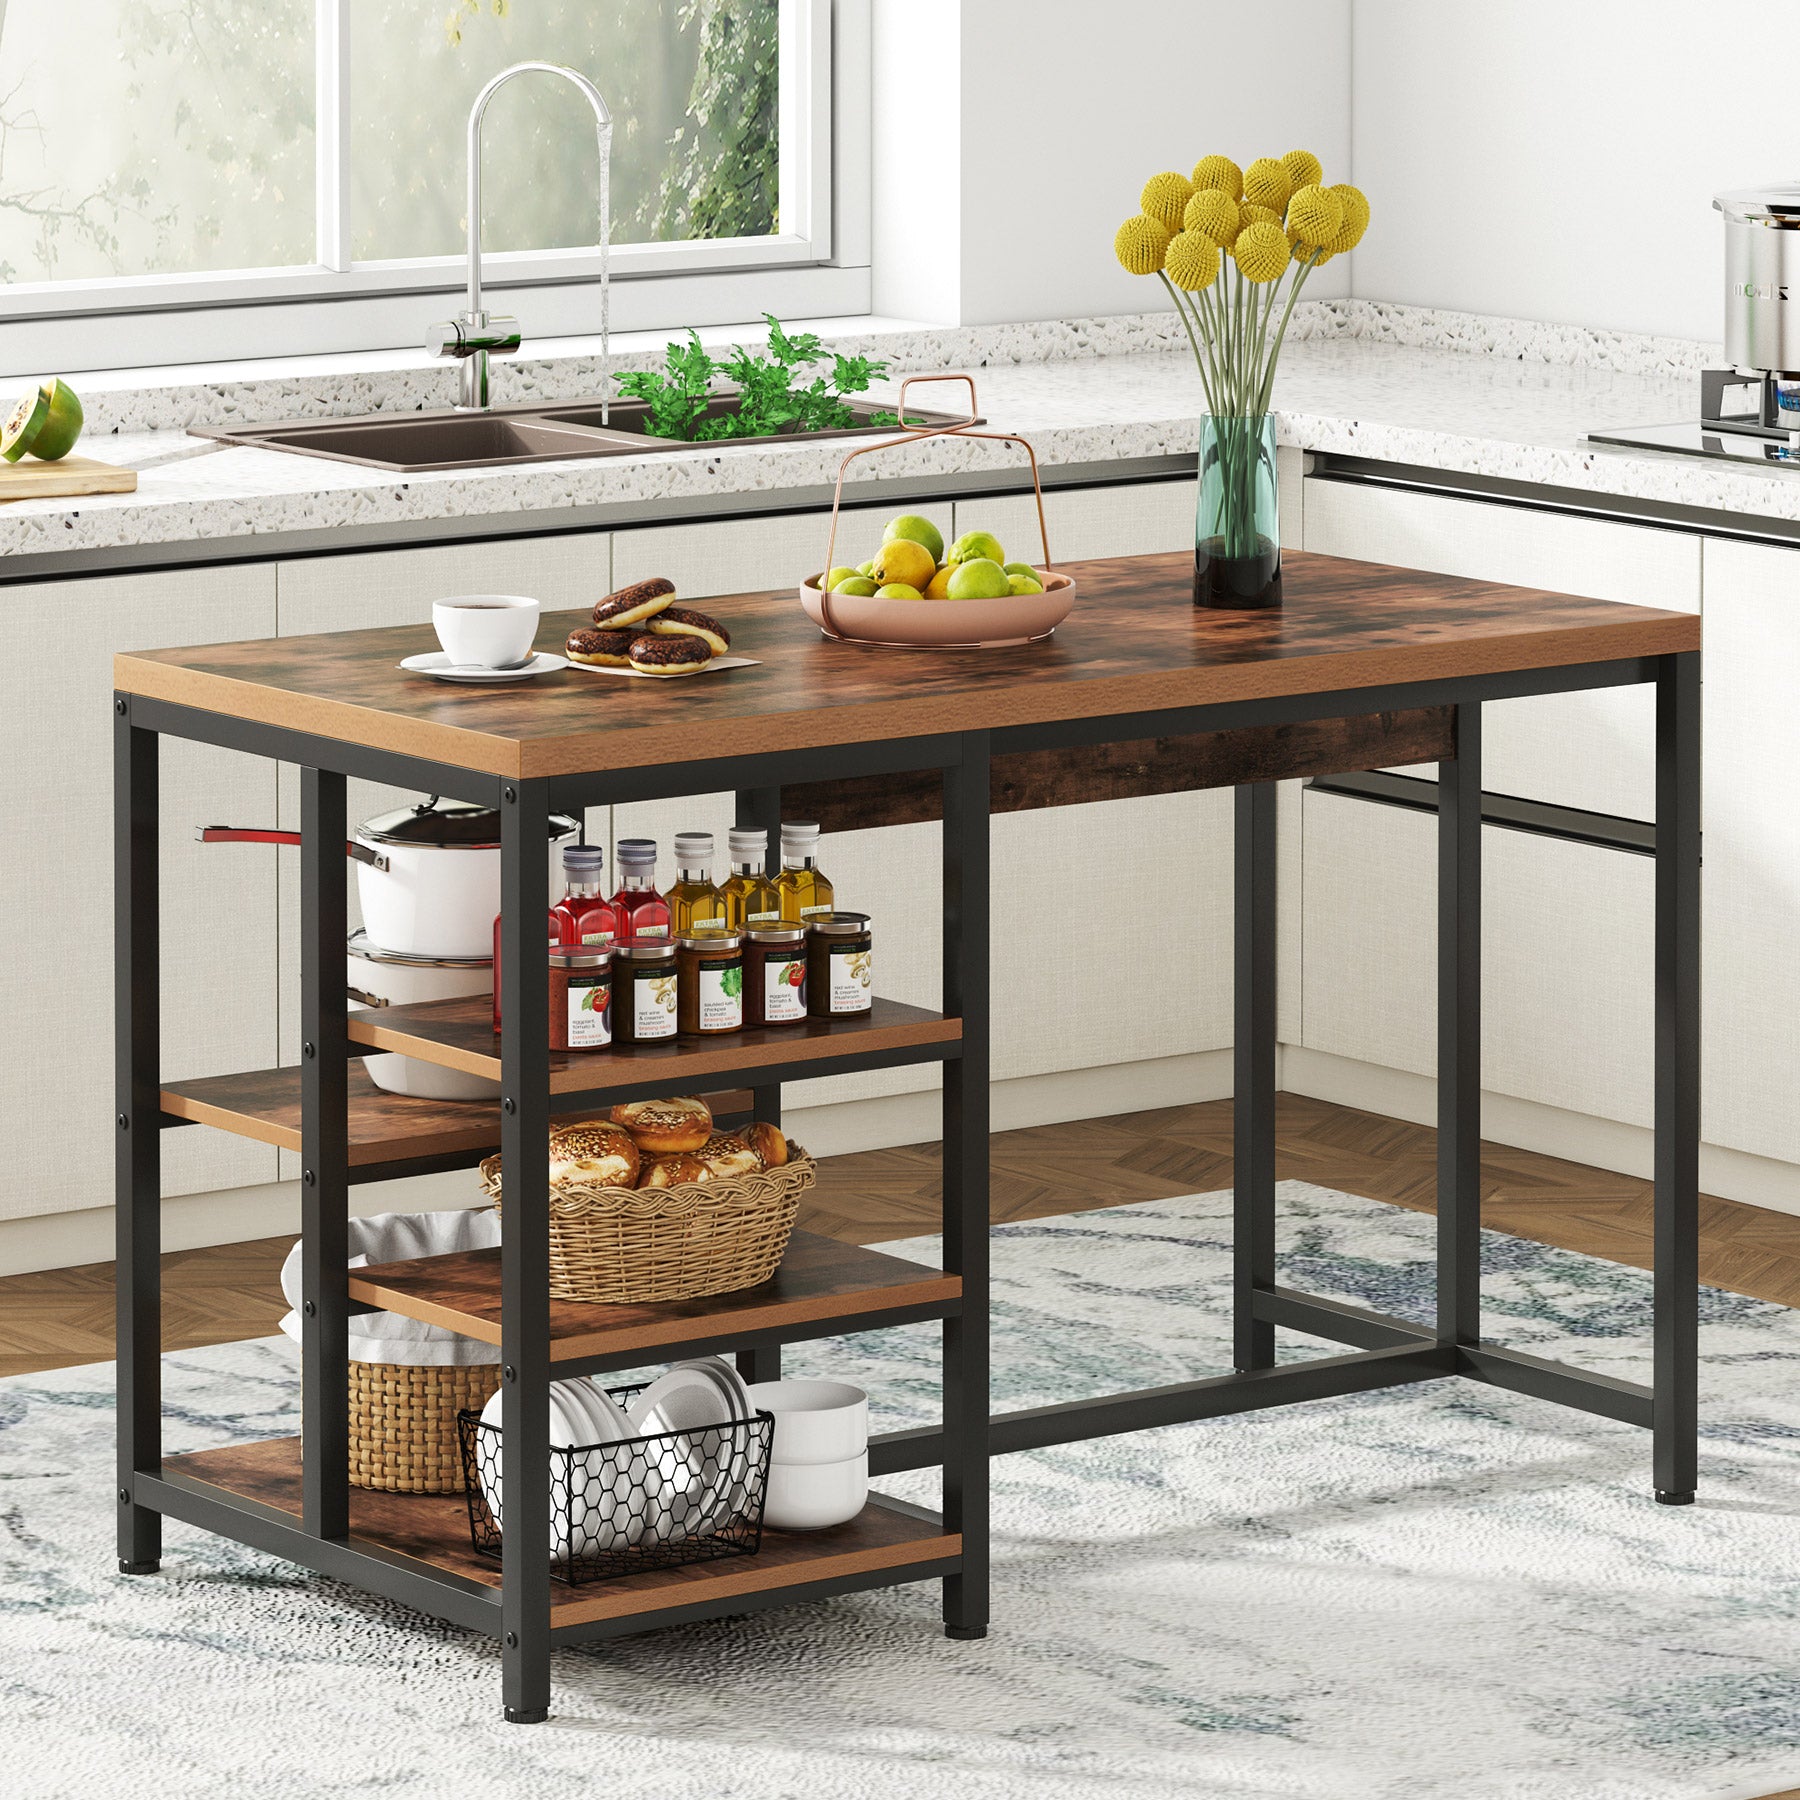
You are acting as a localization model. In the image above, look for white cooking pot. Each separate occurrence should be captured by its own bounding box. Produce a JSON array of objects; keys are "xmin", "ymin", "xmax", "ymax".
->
[
  {"xmin": 199, "ymin": 797, "xmax": 579, "ymax": 959},
  {"xmin": 347, "ymin": 929, "xmax": 499, "ymax": 1102}
]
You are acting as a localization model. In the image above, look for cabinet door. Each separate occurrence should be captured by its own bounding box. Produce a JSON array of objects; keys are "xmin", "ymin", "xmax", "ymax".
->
[
  {"xmin": 1697, "ymin": 537, "xmax": 1800, "ymax": 1163},
  {"xmin": 1301, "ymin": 788, "xmax": 1654, "ymax": 1126},
  {"xmin": 0, "ymin": 566, "xmax": 281, "ymax": 1219},
  {"xmin": 1302, "ymin": 481, "xmax": 1701, "ymax": 820},
  {"xmin": 274, "ymin": 534, "xmax": 608, "ymax": 1066}
]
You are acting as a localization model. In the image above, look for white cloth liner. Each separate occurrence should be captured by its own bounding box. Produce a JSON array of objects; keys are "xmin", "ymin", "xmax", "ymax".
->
[{"xmin": 278, "ymin": 1207, "xmax": 503, "ymax": 1366}]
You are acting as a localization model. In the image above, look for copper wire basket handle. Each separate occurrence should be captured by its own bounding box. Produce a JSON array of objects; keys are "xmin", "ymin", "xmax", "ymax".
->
[{"xmin": 817, "ymin": 373, "xmax": 1054, "ymax": 641}]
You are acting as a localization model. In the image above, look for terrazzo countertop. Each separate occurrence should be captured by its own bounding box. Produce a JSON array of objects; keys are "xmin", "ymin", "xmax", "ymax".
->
[{"xmin": 0, "ymin": 302, "xmax": 1779, "ymax": 573}]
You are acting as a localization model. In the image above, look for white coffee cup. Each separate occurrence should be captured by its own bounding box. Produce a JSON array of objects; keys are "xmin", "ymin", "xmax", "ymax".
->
[{"xmin": 432, "ymin": 594, "xmax": 540, "ymax": 669}]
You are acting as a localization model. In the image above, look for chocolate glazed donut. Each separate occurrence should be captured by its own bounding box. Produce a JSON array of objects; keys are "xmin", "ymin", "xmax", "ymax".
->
[
  {"xmin": 592, "ymin": 577, "xmax": 677, "ymax": 629},
  {"xmin": 646, "ymin": 605, "xmax": 731, "ymax": 656},
  {"xmin": 565, "ymin": 626, "xmax": 637, "ymax": 667},
  {"xmin": 627, "ymin": 632, "xmax": 712, "ymax": 674}
]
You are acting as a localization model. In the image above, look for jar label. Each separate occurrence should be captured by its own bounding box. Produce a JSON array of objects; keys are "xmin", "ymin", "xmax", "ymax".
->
[
  {"xmin": 748, "ymin": 908, "xmax": 782, "ymax": 924},
  {"xmin": 633, "ymin": 969, "xmax": 678, "ymax": 1039},
  {"xmin": 698, "ymin": 961, "xmax": 744, "ymax": 1032},
  {"xmin": 830, "ymin": 943, "xmax": 872, "ymax": 1013},
  {"xmin": 800, "ymin": 902, "xmax": 834, "ymax": 918},
  {"xmin": 634, "ymin": 922, "xmax": 669, "ymax": 938},
  {"xmin": 580, "ymin": 929, "xmax": 614, "ymax": 946},
  {"xmin": 763, "ymin": 956, "xmax": 807, "ymax": 1022},
  {"xmin": 567, "ymin": 976, "xmax": 611, "ymax": 1048}
]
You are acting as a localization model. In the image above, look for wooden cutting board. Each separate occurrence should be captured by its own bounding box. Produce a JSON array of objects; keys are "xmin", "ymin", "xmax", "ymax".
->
[{"xmin": 0, "ymin": 453, "xmax": 136, "ymax": 500}]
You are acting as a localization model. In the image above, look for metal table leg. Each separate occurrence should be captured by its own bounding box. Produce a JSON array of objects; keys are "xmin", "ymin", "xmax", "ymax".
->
[
  {"xmin": 1438, "ymin": 706, "xmax": 1482, "ymax": 1349},
  {"xmin": 941, "ymin": 732, "xmax": 990, "ymax": 1640},
  {"xmin": 300, "ymin": 768, "xmax": 350, "ymax": 1540},
  {"xmin": 500, "ymin": 778, "xmax": 554, "ymax": 1720},
  {"xmin": 1654, "ymin": 651, "xmax": 1701, "ymax": 1505},
  {"xmin": 1233, "ymin": 781, "xmax": 1279, "ymax": 1373},
  {"xmin": 114, "ymin": 700, "xmax": 162, "ymax": 1575},
  {"xmin": 736, "ymin": 781, "xmax": 784, "ymax": 1390}
]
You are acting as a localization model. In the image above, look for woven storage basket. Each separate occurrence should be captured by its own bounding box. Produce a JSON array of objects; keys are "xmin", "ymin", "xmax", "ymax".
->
[
  {"xmin": 349, "ymin": 1359, "xmax": 501, "ymax": 1495},
  {"xmin": 480, "ymin": 1147, "xmax": 815, "ymax": 1303}
]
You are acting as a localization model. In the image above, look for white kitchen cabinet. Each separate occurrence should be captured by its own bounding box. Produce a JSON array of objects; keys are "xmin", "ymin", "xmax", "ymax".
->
[
  {"xmin": 1696, "ymin": 538, "xmax": 1800, "ymax": 1165},
  {"xmin": 273, "ymin": 533, "xmax": 609, "ymax": 1069},
  {"xmin": 1301, "ymin": 788, "xmax": 1655, "ymax": 1128},
  {"xmin": 0, "ymin": 565, "xmax": 281, "ymax": 1219},
  {"xmin": 1302, "ymin": 481, "xmax": 1701, "ymax": 820}
]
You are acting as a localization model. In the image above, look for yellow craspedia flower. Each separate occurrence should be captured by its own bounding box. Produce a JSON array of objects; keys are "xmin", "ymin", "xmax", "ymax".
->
[
  {"xmin": 1140, "ymin": 170, "xmax": 1194, "ymax": 232},
  {"xmin": 1115, "ymin": 212, "xmax": 1173, "ymax": 276},
  {"xmin": 1239, "ymin": 201, "xmax": 1282, "ymax": 230},
  {"xmin": 1285, "ymin": 183, "xmax": 1344, "ymax": 253},
  {"xmin": 1233, "ymin": 219, "xmax": 1291, "ymax": 283},
  {"xmin": 1242, "ymin": 157, "xmax": 1292, "ymax": 212},
  {"xmin": 1164, "ymin": 228, "xmax": 1221, "ymax": 292},
  {"xmin": 1183, "ymin": 188, "xmax": 1240, "ymax": 247},
  {"xmin": 1280, "ymin": 149, "xmax": 1324, "ymax": 192},
  {"xmin": 1190, "ymin": 154, "xmax": 1243, "ymax": 201},
  {"xmin": 1327, "ymin": 183, "xmax": 1371, "ymax": 252}
]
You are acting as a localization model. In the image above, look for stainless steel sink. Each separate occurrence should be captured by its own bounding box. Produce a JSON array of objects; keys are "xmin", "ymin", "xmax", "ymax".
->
[{"xmin": 191, "ymin": 397, "xmax": 970, "ymax": 473}]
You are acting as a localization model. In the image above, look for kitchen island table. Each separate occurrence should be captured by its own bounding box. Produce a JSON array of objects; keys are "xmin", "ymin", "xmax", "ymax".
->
[{"xmin": 112, "ymin": 549, "xmax": 1700, "ymax": 1722}]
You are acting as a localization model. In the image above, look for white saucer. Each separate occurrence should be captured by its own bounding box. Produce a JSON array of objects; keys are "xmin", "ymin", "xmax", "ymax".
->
[{"xmin": 399, "ymin": 650, "xmax": 567, "ymax": 683}]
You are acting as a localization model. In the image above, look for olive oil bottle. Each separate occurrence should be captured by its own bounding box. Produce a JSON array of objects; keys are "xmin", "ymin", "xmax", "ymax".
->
[
  {"xmin": 721, "ymin": 826, "xmax": 782, "ymax": 929},
  {"xmin": 667, "ymin": 831, "xmax": 728, "ymax": 936},
  {"xmin": 775, "ymin": 821, "xmax": 835, "ymax": 924}
]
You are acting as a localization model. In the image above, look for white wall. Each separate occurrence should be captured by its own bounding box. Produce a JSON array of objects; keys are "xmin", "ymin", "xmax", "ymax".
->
[
  {"xmin": 870, "ymin": 0, "xmax": 1353, "ymax": 325},
  {"xmin": 1351, "ymin": 0, "xmax": 1794, "ymax": 344}
]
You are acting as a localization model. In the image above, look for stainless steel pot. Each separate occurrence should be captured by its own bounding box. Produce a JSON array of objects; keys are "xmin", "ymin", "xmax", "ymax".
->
[
  {"xmin": 199, "ymin": 797, "xmax": 579, "ymax": 959},
  {"xmin": 1717, "ymin": 185, "xmax": 1800, "ymax": 374}
]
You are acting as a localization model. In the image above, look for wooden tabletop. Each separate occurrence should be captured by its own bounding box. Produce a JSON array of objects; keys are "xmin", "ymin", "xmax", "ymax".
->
[{"xmin": 114, "ymin": 551, "xmax": 1699, "ymax": 779}]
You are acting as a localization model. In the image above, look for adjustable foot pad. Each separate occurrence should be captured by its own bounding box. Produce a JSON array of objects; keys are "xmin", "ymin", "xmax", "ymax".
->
[
  {"xmin": 944, "ymin": 1623, "xmax": 988, "ymax": 1640},
  {"xmin": 504, "ymin": 1706, "xmax": 549, "ymax": 1725},
  {"xmin": 1655, "ymin": 1488, "xmax": 1696, "ymax": 1507},
  {"xmin": 118, "ymin": 1559, "xmax": 159, "ymax": 1575}
]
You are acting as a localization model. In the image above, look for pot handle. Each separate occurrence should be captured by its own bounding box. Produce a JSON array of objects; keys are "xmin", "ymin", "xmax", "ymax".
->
[
  {"xmin": 195, "ymin": 827, "xmax": 390, "ymax": 873},
  {"xmin": 346, "ymin": 985, "xmax": 389, "ymax": 1009}
]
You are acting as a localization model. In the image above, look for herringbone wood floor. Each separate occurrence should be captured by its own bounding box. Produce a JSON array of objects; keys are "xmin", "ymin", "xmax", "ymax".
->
[{"xmin": 7, "ymin": 1093, "xmax": 1800, "ymax": 1380}]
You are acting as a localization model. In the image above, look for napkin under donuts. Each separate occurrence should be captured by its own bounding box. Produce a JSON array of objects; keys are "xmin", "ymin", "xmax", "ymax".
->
[
  {"xmin": 568, "ymin": 578, "xmax": 730, "ymax": 675},
  {"xmin": 541, "ymin": 1096, "xmax": 793, "ymax": 1191}
]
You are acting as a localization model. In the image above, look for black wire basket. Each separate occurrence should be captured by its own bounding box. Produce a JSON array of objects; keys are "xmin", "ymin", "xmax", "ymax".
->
[{"xmin": 456, "ymin": 1384, "xmax": 774, "ymax": 1585}]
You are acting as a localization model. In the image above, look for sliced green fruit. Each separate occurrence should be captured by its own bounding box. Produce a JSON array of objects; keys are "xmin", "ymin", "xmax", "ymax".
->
[
  {"xmin": 1, "ymin": 385, "xmax": 49, "ymax": 462},
  {"xmin": 30, "ymin": 378, "xmax": 83, "ymax": 461}
]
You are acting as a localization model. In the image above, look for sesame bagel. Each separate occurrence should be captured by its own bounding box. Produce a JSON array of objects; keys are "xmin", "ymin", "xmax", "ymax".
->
[
  {"xmin": 564, "ymin": 626, "xmax": 636, "ymax": 667},
  {"xmin": 627, "ymin": 633, "xmax": 711, "ymax": 675},
  {"xmin": 608, "ymin": 1095, "xmax": 712, "ymax": 1155},
  {"xmin": 546, "ymin": 1121, "xmax": 639, "ymax": 1189},
  {"xmin": 647, "ymin": 604, "xmax": 731, "ymax": 657},
  {"xmin": 592, "ymin": 576, "xmax": 676, "ymax": 629}
]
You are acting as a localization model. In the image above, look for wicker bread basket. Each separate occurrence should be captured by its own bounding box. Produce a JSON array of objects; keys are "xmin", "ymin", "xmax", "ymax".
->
[
  {"xmin": 479, "ymin": 1147, "xmax": 815, "ymax": 1303},
  {"xmin": 349, "ymin": 1360, "xmax": 500, "ymax": 1494}
]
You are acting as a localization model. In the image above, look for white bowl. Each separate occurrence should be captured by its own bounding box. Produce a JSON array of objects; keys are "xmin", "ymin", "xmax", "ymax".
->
[
  {"xmin": 747, "ymin": 1378, "xmax": 868, "ymax": 1466},
  {"xmin": 761, "ymin": 1452, "xmax": 867, "ymax": 1532}
]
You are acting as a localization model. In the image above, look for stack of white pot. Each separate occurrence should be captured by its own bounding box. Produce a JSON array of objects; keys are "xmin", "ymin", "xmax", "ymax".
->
[{"xmin": 338, "ymin": 796, "xmax": 580, "ymax": 1100}]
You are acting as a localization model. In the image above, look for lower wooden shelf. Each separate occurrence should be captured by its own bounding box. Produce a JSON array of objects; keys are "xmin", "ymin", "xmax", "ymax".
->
[{"xmin": 163, "ymin": 1437, "xmax": 959, "ymax": 1630}]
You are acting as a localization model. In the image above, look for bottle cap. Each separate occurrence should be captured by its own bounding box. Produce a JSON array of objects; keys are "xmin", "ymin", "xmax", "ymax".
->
[
  {"xmin": 616, "ymin": 838, "xmax": 657, "ymax": 867},
  {"xmin": 562, "ymin": 844, "xmax": 605, "ymax": 871},
  {"xmin": 780, "ymin": 821, "xmax": 820, "ymax": 848},
  {"xmin": 673, "ymin": 831, "xmax": 713, "ymax": 865},
  {"xmin": 728, "ymin": 827, "xmax": 767, "ymax": 859}
]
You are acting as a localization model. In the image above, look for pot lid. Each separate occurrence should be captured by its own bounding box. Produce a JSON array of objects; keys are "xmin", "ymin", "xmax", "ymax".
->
[
  {"xmin": 1716, "ymin": 185, "xmax": 1800, "ymax": 222},
  {"xmin": 346, "ymin": 928, "xmax": 492, "ymax": 969},
  {"xmin": 358, "ymin": 795, "xmax": 579, "ymax": 848}
]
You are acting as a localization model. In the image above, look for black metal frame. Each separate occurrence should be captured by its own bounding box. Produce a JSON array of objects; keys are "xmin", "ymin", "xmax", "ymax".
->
[{"xmin": 113, "ymin": 643, "xmax": 1700, "ymax": 1724}]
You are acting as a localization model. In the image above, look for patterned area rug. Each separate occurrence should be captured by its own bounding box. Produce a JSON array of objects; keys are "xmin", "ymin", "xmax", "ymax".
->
[{"xmin": 4, "ymin": 1183, "xmax": 1800, "ymax": 1800}]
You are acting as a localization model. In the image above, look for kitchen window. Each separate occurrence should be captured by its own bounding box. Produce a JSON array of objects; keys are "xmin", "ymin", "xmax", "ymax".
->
[{"xmin": 0, "ymin": 0, "xmax": 858, "ymax": 371}]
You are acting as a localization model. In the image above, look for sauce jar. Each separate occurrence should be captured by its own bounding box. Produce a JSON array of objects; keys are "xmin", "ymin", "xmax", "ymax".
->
[
  {"xmin": 743, "ymin": 922, "xmax": 808, "ymax": 1027},
  {"xmin": 807, "ymin": 912, "xmax": 873, "ymax": 1018},
  {"xmin": 548, "ymin": 945, "xmax": 612, "ymax": 1051},
  {"xmin": 676, "ymin": 927, "xmax": 744, "ymax": 1036},
  {"xmin": 612, "ymin": 938, "xmax": 678, "ymax": 1043}
]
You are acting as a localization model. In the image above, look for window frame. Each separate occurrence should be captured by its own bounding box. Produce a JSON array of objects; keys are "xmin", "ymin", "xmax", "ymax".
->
[{"xmin": 0, "ymin": 0, "xmax": 865, "ymax": 373}]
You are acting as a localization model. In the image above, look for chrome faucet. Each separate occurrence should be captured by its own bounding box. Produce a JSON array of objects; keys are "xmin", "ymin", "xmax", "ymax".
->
[{"xmin": 428, "ymin": 62, "xmax": 613, "ymax": 411}]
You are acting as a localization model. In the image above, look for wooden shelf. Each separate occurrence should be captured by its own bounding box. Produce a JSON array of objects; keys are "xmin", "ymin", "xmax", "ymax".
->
[
  {"xmin": 345, "ymin": 992, "xmax": 960, "ymax": 1092},
  {"xmin": 346, "ymin": 1228, "xmax": 960, "ymax": 1364},
  {"xmin": 163, "ymin": 1437, "xmax": 959, "ymax": 1630}
]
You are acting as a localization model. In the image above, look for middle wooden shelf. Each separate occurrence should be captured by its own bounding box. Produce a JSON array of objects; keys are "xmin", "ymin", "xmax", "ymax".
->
[
  {"xmin": 346, "ymin": 1228, "xmax": 960, "ymax": 1369},
  {"xmin": 346, "ymin": 992, "xmax": 962, "ymax": 1099}
]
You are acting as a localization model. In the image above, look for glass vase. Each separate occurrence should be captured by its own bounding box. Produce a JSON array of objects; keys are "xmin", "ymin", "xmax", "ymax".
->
[{"xmin": 1195, "ymin": 414, "xmax": 1281, "ymax": 609}]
